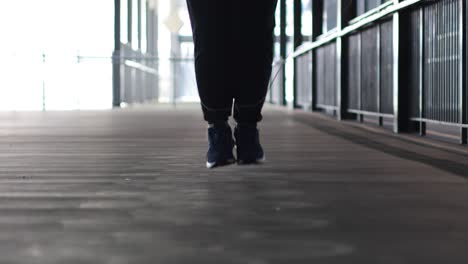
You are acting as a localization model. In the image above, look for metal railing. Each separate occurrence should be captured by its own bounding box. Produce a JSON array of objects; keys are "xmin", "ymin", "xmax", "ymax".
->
[
  {"xmin": 410, "ymin": 1, "xmax": 462, "ymax": 126},
  {"xmin": 315, "ymin": 42, "xmax": 338, "ymax": 111},
  {"xmin": 0, "ymin": 49, "xmax": 197, "ymax": 111},
  {"xmin": 269, "ymin": 59, "xmax": 285, "ymax": 105},
  {"xmin": 115, "ymin": 43, "xmax": 197, "ymax": 106},
  {"xmin": 295, "ymin": 51, "xmax": 313, "ymax": 110},
  {"xmin": 118, "ymin": 44, "xmax": 159, "ymax": 105},
  {"xmin": 293, "ymin": 0, "xmax": 468, "ymax": 144}
]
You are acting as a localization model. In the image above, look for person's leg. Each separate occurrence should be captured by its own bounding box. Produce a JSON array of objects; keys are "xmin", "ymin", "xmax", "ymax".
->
[
  {"xmin": 186, "ymin": 0, "xmax": 236, "ymax": 168},
  {"xmin": 231, "ymin": 0, "xmax": 278, "ymax": 164},
  {"xmin": 232, "ymin": 0, "xmax": 278, "ymax": 124},
  {"xmin": 186, "ymin": 0, "xmax": 234, "ymax": 124}
]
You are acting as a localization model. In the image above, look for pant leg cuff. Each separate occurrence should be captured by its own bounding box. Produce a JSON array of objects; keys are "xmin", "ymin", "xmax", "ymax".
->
[{"xmin": 201, "ymin": 104, "xmax": 232, "ymax": 123}]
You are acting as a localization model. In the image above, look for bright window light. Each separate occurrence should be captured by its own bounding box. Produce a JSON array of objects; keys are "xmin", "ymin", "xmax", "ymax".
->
[{"xmin": 0, "ymin": 0, "xmax": 114, "ymax": 111}]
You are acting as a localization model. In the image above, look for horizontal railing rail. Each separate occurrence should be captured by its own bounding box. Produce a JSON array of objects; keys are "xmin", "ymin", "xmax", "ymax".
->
[{"xmin": 292, "ymin": 0, "xmax": 426, "ymax": 58}]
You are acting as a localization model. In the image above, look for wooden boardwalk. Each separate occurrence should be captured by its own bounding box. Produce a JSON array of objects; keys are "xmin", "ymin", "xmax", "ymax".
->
[{"xmin": 1, "ymin": 104, "xmax": 468, "ymax": 263}]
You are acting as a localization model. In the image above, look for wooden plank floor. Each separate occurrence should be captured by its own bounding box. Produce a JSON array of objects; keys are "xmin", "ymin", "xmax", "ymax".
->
[{"xmin": 1, "ymin": 104, "xmax": 468, "ymax": 264}]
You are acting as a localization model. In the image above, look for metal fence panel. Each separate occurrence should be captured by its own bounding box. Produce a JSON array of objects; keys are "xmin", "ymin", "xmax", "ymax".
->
[
  {"xmin": 315, "ymin": 43, "xmax": 337, "ymax": 108},
  {"xmin": 270, "ymin": 61, "xmax": 285, "ymax": 105},
  {"xmin": 423, "ymin": 0, "xmax": 460, "ymax": 123},
  {"xmin": 295, "ymin": 51, "xmax": 313, "ymax": 109},
  {"xmin": 324, "ymin": 0, "xmax": 337, "ymax": 32},
  {"xmin": 380, "ymin": 20, "xmax": 394, "ymax": 115},
  {"xmin": 361, "ymin": 26, "xmax": 379, "ymax": 112},
  {"xmin": 409, "ymin": 8, "xmax": 421, "ymax": 118},
  {"xmin": 293, "ymin": 0, "xmax": 468, "ymax": 143},
  {"xmin": 347, "ymin": 34, "xmax": 361, "ymax": 111}
]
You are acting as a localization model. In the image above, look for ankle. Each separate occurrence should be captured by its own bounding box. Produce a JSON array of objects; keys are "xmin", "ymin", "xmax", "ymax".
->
[
  {"xmin": 236, "ymin": 122, "xmax": 257, "ymax": 129},
  {"xmin": 208, "ymin": 121, "xmax": 230, "ymax": 129}
]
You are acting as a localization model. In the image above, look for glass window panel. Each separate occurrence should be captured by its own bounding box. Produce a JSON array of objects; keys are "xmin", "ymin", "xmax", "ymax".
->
[
  {"xmin": 141, "ymin": 0, "xmax": 147, "ymax": 53},
  {"xmin": 285, "ymin": 0, "xmax": 295, "ymax": 103},
  {"xmin": 274, "ymin": 4, "xmax": 281, "ymax": 58},
  {"xmin": 121, "ymin": 0, "xmax": 128, "ymax": 43},
  {"xmin": 301, "ymin": 0, "xmax": 312, "ymax": 41},
  {"xmin": 132, "ymin": 0, "xmax": 139, "ymax": 50},
  {"xmin": 356, "ymin": 0, "xmax": 391, "ymax": 17},
  {"xmin": 323, "ymin": 0, "xmax": 337, "ymax": 33}
]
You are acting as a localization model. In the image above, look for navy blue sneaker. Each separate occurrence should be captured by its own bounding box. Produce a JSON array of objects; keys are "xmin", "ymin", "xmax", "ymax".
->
[
  {"xmin": 206, "ymin": 124, "xmax": 236, "ymax": 168},
  {"xmin": 234, "ymin": 125, "xmax": 265, "ymax": 165}
]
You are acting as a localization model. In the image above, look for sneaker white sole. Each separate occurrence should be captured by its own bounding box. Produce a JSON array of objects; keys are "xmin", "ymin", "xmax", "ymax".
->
[
  {"xmin": 206, "ymin": 159, "xmax": 235, "ymax": 169},
  {"xmin": 206, "ymin": 161, "xmax": 217, "ymax": 169},
  {"xmin": 238, "ymin": 155, "xmax": 266, "ymax": 165},
  {"xmin": 257, "ymin": 155, "xmax": 266, "ymax": 163}
]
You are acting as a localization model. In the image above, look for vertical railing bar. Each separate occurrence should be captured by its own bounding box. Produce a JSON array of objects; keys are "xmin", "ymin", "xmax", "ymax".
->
[
  {"xmin": 280, "ymin": 0, "xmax": 287, "ymax": 106},
  {"xmin": 427, "ymin": 5, "xmax": 431, "ymax": 123},
  {"xmin": 377, "ymin": 23, "xmax": 383, "ymax": 126},
  {"xmin": 454, "ymin": 0, "xmax": 458, "ymax": 123},
  {"xmin": 336, "ymin": 0, "xmax": 343, "ymax": 120},
  {"xmin": 359, "ymin": 32, "xmax": 364, "ymax": 123},
  {"xmin": 431, "ymin": 4, "xmax": 434, "ymax": 122},
  {"xmin": 392, "ymin": 0, "xmax": 400, "ymax": 133},
  {"xmin": 137, "ymin": 0, "xmax": 142, "ymax": 50},
  {"xmin": 312, "ymin": 50, "xmax": 317, "ymax": 110},
  {"xmin": 432, "ymin": 2, "xmax": 440, "ymax": 120},
  {"xmin": 441, "ymin": 0, "xmax": 445, "ymax": 122},
  {"xmin": 452, "ymin": 0, "xmax": 462, "ymax": 123},
  {"xmin": 452, "ymin": 0, "xmax": 456, "ymax": 122},
  {"xmin": 443, "ymin": 0, "xmax": 447, "ymax": 123},
  {"xmin": 332, "ymin": 51, "xmax": 336, "ymax": 111},
  {"xmin": 459, "ymin": 0, "xmax": 468, "ymax": 144},
  {"xmin": 449, "ymin": 0, "xmax": 453, "ymax": 123},
  {"xmin": 430, "ymin": 3, "xmax": 433, "ymax": 121},
  {"xmin": 446, "ymin": 0, "xmax": 449, "ymax": 123},
  {"xmin": 451, "ymin": 0, "xmax": 454, "ymax": 123},
  {"xmin": 448, "ymin": 0, "xmax": 451, "ymax": 123},
  {"xmin": 452, "ymin": 0, "xmax": 461, "ymax": 123},
  {"xmin": 113, "ymin": 0, "xmax": 122, "ymax": 108},
  {"xmin": 440, "ymin": 1, "xmax": 443, "ymax": 122},
  {"xmin": 451, "ymin": 0, "xmax": 454, "ymax": 122},
  {"xmin": 453, "ymin": 0, "xmax": 456, "ymax": 123},
  {"xmin": 426, "ymin": 5, "xmax": 430, "ymax": 122},
  {"xmin": 448, "ymin": 0, "xmax": 452, "ymax": 123},
  {"xmin": 420, "ymin": 7, "xmax": 426, "ymax": 136},
  {"xmin": 446, "ymin": 0, "xmax": 449, "ymax": 122},
  {"xmin": 435, "ymin": 1, "xmax": 438, "ymax": 122},
  {"xmin": 293, "ymin": 0, "xmax": 302, "ymax": 109},
  {"xmin": 431, "ymin": 5, "xmax": 435, "ymax": 122},
  {"xmin": 127, "ymin": 0, "xmax": 132, "ymax": 44},
  {"xmin": 434, "ymin": 4, "xmax": 437, "ymax": 122}
]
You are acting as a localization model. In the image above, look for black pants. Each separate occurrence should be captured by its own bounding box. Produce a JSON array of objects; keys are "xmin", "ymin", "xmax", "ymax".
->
[{"xmin": 186, "ymin": 0, "xmax": 278, "ymax": 124}]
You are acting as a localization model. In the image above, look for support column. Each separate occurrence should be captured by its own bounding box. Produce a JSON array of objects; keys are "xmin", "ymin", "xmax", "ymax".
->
[
  {"xmin": 280, "ymin": 0, "xmax": 287, "ymax": 106},
  {"xmin": 392, "ymin": 0, "xmax": 410, "ymax": 133},
  {"xmin": 336, "ymin": 0, "xmax": 344, "ymax": 120},
  {"xmin": 336, "ymin": 0, "xmax": 354, "ymax": 120},
  {"xmin": 149, "ymin": 1, "xmax": 159, "ymax": 102},
  {"xmin": 113, "ymin": 0, "xmax": 122, "ymax": 108},
  {"xmin": 128, "ymin": 0, "xmax": 133, "ymax": 44},
  {"xmin": 311, "ymin": 0, "xmax": 323, "ymax": 111},
  {"xmin": 293, "ymin": 0, "xmax": 302, "ymax": 108},
  {"xmin": 392, "ymin": 2, "xmax": 400, "ymax": 132},
  {"xmin": 138, "ymin": 0, "xmax": 142, "ymax": 50},
  {"xmin": 147, "ymin": 1, "xmax": 153, "ymax": 55},
  {"xmin": 419, "ymin": 8, "xmax": 426, "ymax": 136},
  {"xmin": 377, "ymin": 24, "xmax": 383, "ymax": 126}
]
